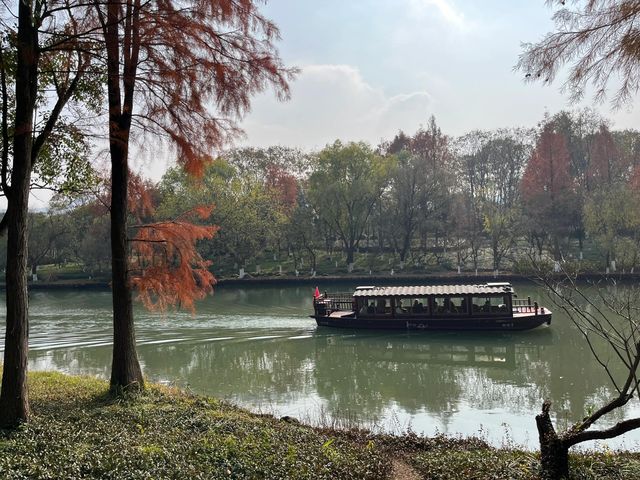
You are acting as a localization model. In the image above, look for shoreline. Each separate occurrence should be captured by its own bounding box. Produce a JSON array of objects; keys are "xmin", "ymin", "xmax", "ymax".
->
[{"xmin": 2, "ymin": 271, "xmax": 640, "ymax": 290}]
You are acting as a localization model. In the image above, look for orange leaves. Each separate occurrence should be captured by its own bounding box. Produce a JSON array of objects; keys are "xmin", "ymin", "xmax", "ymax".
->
[
  {"xmin": 587, "ymin": 125, "xmax": 621, "ymax": 188},
  {"xmin": 115, "ymin": 0, "xmax": 295, "ymax": 181},
  {"xmin": 521, "ymin": 125, "xmax": 574, "ymax": 202},
  {"xmin": 125, "ymin": 174, "xmax": 218, "ymax": 312},
  {"xmin": 130, "ymin": 212, "xmax": 219, "ymax": 312},
  {"xmin": 265, "ymin": 163, "xmax": 298, "ymax": 214}
]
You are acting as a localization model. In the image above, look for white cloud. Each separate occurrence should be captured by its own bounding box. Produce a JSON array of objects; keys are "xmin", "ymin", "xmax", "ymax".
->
[
  {"xmin": 408, "ymin": 0, "xmax": 467, "ymax": 30},
  {"xmin": 240, "ymin": 64, "xmax": 433, "ymax": 150}
]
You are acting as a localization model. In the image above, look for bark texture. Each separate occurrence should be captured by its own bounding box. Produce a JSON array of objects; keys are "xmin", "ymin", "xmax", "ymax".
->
[
  {"xmin": 104, "ymin": 0, "xmax": 144, "ymax": 391},
  {"xmin": 536, "ymin": 401, "xmax": 569, "ymax": 479},
  {"xmin": 0, "ymin": 0, "xmax": 39, "ymax": 427}
]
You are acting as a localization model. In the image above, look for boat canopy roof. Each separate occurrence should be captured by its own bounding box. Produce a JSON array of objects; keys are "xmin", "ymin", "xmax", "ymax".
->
[{"xmin": 352, "ymin": 284, "xmax": 514, "ymax": 298}]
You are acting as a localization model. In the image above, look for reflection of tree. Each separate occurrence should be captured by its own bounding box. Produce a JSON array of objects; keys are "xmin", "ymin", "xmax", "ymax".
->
[
  {"xmin": 137, "ymin": 331, "xmax": 316, "ymax": 405},
  {"xmin": 313, "ymin": 332, "xmax": 523, "ymax": 420}
]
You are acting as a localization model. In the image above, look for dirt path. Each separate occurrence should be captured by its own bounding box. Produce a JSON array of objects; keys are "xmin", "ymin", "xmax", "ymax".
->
[{"xmin": 391, "ymin": 458, "xmax": 422, "ymax": 480}]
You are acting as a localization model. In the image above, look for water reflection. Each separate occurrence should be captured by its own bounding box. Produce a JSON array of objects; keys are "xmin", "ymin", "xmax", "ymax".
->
[{"xmin": 1, "ymin": 284, "xmax": 639, "ymax": 448}]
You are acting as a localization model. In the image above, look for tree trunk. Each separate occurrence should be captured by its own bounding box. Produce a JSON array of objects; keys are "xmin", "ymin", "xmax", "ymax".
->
[
  {"xmin": 0, "ymin": 0, "xmax": 38, "ymax": 427},
  {"xmin": 109, "ymin": 140, "xmax": 144, "ymax": 391},
  {"xmin": 104, "ymin": 0, "xmax": 144, "ymax": 392},
  {"xmin": 346, "ymin": 247, "xmax": 354, "ymax": 265},
  {"xmin": 536, "ymin": 401, "xmax": 570, "ymax": 479}
]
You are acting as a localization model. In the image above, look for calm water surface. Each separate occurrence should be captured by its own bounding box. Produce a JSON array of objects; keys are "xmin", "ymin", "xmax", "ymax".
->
[{"xmin": 1, "ymin": 281, "xmax": 639, "ymax": 449}]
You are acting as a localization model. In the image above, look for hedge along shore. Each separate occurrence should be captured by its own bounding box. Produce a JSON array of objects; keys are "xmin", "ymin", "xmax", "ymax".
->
[{"xmin": 1, "ymin": 372, "xmax": 640, "ymax": 479}]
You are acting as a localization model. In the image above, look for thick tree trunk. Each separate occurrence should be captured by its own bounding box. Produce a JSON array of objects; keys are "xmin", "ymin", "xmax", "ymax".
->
[
  {"xmin": 0, "ymin": 0, "xmax": 38, "ymax": 428},
  {"xmin": 0, "ymin": 200, "xmax": 31, "ymax": 427},
  {"xmin": 536, "ymin": 401, "xmax": 570, "ymax": 479},
  {"xmin": 103, "ymin": 0, "xmax": 144, "ymax": 392},
  {"xmin": 109, "ymin": 141, "xmax": 144, "ymax": 391},
  {"xmin": 345, "ymin": 247, "xmax": 354, "ymax": 265}
]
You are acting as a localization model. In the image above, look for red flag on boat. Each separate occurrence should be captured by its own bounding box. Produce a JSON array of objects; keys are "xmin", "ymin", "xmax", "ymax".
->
[{"xmin": 314, "ymin": 286, "xmax": 320, "ymax": 299}]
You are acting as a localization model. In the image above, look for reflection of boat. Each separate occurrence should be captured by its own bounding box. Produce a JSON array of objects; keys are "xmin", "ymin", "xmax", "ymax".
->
[
  {"xmin": 312, "ymin": 283, "xmax": 552, "ymax": 331},
  {"xmin": 314, "ymin": 329, "xmax": 554, "ymax": 370}
]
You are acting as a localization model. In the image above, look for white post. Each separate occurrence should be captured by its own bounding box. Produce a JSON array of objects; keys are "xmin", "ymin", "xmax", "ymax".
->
[
  {"xmin": 278, "ymin": 265, "xmax": 282, "ymax": 275},
  {"xmin": 347, "ymin": 262, "xmax": 354, "ymax": 273},
  {"xmin": 239, "ymin": 268, "xmax": 245, "ymax": 279}
]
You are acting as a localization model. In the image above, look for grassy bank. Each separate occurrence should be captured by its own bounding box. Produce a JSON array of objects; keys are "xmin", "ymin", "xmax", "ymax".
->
[{"xmin": 1, "ymin": 372, "xmax": 640, "ymax": 479}]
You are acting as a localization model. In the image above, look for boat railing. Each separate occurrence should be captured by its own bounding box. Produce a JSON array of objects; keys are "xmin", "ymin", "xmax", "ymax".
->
[
  {"xmin": 512, "ymin": 297, "xmax": 539, "ymax": 314},
  {"xmin": 315, "ymin": 292, "xmax": 353, "ymax": 313}
]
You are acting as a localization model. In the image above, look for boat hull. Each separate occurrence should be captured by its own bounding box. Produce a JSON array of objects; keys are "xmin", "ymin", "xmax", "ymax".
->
[{"xmin": 312, "ymin": 313, "xmax": 551, "ymax": 331}]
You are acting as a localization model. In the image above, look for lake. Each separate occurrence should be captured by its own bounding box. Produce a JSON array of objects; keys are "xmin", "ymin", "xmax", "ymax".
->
[{"xmin": 1, "ymin": 281, "xmax": 639, "ymax": 450}]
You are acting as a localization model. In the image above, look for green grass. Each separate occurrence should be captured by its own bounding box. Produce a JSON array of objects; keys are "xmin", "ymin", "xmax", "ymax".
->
[
  {"xmin": 2, "ymin": 372, "xmax": 640, "ymax": 479},
  {"xmin": 402, "ymin": 434, "xmax": 640, "ymax": 480},
  {"xmin": 0, "ymin": 372, "xmax": 388, "ymax": 479}
]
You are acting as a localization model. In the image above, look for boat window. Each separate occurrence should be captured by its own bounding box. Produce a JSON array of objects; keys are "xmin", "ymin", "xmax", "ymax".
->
[
  {"xmin": 434, "ymin": 296, "xmax": 466, "ymax": 314},
  {"xmin": 358, "ymin": 298, "xmax": 372, "ymax": 315},
  {"xmin": 400, "ymin": 298, "xmax": 427, "ymax": 314},
  {"xmin": 364, "ymin": 298, "xmax": 391, "ymax": 315},
  {"xmin": 471, "ymin": 296, "xmax": 509, "ymax": 314},
  {"xmin": 395, "ymin": 298, "xmax": 419, "ymax": 314}
]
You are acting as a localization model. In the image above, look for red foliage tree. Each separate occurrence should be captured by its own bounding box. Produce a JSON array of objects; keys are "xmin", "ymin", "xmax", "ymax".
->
[
  {"xmin": 131, "ymin": 208, "xmax": 218, "ymax": 313},
  {"xmin": 587, "ymin": 125, "xmax": 622, "ymax": 189},
  {"xmin": 92, "ymin": 0, "xmax": 294, "ymax": 390},
  {"xmin": 265, "ymin": 164, "xmax": 298, "ymax": 214},
  {"xmin": 521, "ymin": 124, "xmax": 578, "ymax": 259}
]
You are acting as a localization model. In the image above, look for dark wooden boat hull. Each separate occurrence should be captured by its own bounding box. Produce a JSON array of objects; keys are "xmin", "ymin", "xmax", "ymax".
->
[{"xmin": 312, "ymin": 313, "xmax": 552, "ymax": 331}]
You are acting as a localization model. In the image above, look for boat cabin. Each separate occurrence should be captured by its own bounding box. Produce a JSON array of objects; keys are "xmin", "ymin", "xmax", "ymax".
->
[
  {"xmin": 312, "ymin": 283, "xmax": 550, "ymax": 331},
  {"xmin": 352, "ymin": 284, "xmax": 514, "ymax": 318}
]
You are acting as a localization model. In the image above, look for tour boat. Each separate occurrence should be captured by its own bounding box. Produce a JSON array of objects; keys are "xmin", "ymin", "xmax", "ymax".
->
[{"xmin": 311, "ymin": 283, "xmax": 551, "ymax": 331}]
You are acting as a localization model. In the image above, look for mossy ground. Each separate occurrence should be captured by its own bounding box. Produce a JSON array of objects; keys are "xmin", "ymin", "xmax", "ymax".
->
[{"xmin": 1, "ymin": 372, "xmax": 640, "ymax": 479}]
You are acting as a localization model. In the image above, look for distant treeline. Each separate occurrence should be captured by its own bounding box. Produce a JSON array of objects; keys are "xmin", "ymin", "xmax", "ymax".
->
[{"xmin": 6, "ymin": 109, "xmax": 640, "ymax": 279}]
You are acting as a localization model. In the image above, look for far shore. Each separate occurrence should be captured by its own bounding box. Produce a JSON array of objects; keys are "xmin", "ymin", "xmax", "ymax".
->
[{"xmin": 1, "ymin": 271, "xmax": 639, "ymax": 291}]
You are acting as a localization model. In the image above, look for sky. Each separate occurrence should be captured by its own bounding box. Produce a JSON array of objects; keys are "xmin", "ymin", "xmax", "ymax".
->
[
  {"xmin": 23, "ymin": 0, "xmax": 640, "ymax": 208},
  {"xmin": 237, "ymin": 0, "xmax": 640, "ymax": 151}
]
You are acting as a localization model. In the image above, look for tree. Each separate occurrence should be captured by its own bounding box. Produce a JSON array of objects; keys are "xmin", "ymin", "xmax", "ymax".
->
[
  {"xmin": 454, "ymin": 131, "xmax": 491, "ymax": 271},
  {"xmin": 307, "ymin": 141, "xmax": 393, "ymax": 271},
  {"xmin": 91, "ymin": 0, "xmax": 294, "ymax": 391},
  {"xmin": 584, "ymin": 184, "xmax": 640, "ymax": 271},
  {"xmin": 517, "ymin": 1, "xmax": 640, "ymax": 106},
  {"xmin": 541, "ymin": 110, "xmax": 613, "ymax": 258},
  {"xmin": 587, "ymin": 124, "xmax": 623, "ymax": 189},
  {"xmin": 519, "ymin": 6, "xmax": 640, "ymax": 475},
  {"xmin": 27, "ymin": 212, "xmax": 68, "ymax": 280},
  {"xmin": 536, "ymin": 274, "xmax": 640, "ymax": 479},
  {"xmin": 482, "ymin": 131, "xmax": 530, "ymax": 271},
  {"xmin": 157, "ymin": 160, "xmax": 286, "ymax": 272},
  {"xmin": 0, "ymin": 0, "xmax": 95, "ymax": 427},
  {"xmin": 521, "ymin": 124, "xmax": 578, "ymax": 261},
  {"xmin": 382, "ymin": 117, "xmax": 453, "ymax": 268}
]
